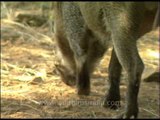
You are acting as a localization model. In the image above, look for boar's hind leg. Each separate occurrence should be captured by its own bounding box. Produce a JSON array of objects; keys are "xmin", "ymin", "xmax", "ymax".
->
[{"xmin": 111, "ymin": 29, "xmax": 144, "ymax": 118}]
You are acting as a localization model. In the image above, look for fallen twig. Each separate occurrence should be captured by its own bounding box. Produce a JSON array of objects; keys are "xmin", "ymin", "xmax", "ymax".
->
[{"xmin": 140, "ymin": 107, "xmax": 159, "ymax": 117}]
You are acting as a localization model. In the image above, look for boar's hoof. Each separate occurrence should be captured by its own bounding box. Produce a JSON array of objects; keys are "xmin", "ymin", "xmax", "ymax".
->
[
  {"xmin": 103, "ymin": 94, "xmax": 121, "ymax": 109},
  {"xmin": 77, "ymin": 88, "xmax": 90, "ymax": 95},
  {"xmin": 103, "ymin": 100, "xmax": 121, "ymax": 110},
  {"xmin": 115, "ymin": 113, "xmax": 137, "ymax": 119},
  {"xmin": 115, "ymin": 111, "xmax": 138, "ymax": 119}
]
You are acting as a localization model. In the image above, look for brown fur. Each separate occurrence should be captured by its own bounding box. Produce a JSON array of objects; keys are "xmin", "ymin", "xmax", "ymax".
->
[{"xmin": 53, "ymin": 2, "xmax": 158, "ymax": 118}]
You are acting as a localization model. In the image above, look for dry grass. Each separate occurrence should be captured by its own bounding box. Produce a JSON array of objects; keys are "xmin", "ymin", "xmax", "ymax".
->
[{"xmin": 1, "ymin": 2, "xmax": 159, "ymax": 119}]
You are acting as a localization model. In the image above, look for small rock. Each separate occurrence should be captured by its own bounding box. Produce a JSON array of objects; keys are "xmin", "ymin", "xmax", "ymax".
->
[
  {"xmin": 142, "ymin": 67, "xmax": 159, "ymax": 82},
  {"xmin": 29, "ymin": 77, "xmax": 44, "ymax": 85}
]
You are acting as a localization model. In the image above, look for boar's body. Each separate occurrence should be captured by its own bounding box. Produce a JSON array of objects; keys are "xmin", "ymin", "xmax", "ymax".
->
[{"xmin": 53, "ymin": 2, "xmax": 158, "ymax": 118}]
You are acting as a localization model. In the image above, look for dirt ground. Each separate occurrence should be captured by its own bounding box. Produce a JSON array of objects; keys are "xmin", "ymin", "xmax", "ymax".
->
[{"xmin": 1, "ymin": 2, "xmax": 160, "ymax": 119}]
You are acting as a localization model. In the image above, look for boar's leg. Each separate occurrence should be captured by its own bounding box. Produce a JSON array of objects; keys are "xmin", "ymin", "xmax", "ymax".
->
[
  {"xmin": 62, "ymin": 3, "xmax": 108, "ymax": 95},
  {"xmin": 111, "ymin": 30, "xmax": 144, "ymax": 118},
  {"xmin": 103, "ymin": 48, "xmax": 121, "ymax": 109},
  {"xmin": 62, "ymin": 3, "xmax": 91, "ymax": 95}
]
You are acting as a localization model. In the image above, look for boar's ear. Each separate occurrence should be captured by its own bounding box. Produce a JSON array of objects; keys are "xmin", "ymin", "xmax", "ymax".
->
[{"xmin": 55, "ymin": 64, "xmax": 76, "ymax": 86}]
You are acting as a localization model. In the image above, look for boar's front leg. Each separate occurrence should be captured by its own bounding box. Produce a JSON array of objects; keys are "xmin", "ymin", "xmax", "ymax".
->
[
  {"xmin": 62, "ymin": 3, "xmax": 91, "ymax": 95},
  {"xmin": 103, "ymin": 48, "xmax": 121, "ymax": 109},
  {"xmin": 62, "ymin": 2, "xmax": 108, "ymax": 95}
]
